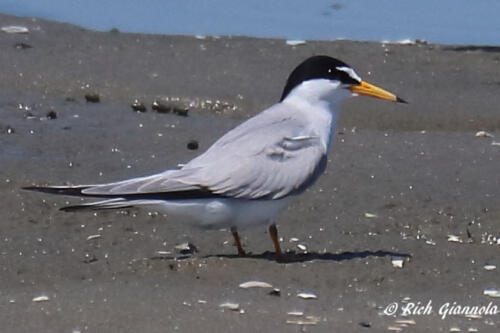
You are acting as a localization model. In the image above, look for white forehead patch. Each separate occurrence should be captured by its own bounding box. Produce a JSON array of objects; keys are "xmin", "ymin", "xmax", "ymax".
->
[{"xmin": 336, "ymin": 66, "xmax": 362, "ymax": 82}]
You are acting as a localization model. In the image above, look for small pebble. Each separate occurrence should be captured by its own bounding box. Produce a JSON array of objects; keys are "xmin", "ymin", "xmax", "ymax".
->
[
  {"xmin": 151, "ymin": 100, "xmax": 170, "ymax": 113},
  {"xmin": 187, "ymin": 140, "xmax": 199, "ymax": 150},
  {"xmin": 151, "ymin": 100, "xmax": 189, "ymax": 116},
  {"xmin": 268, "ymin": 288, "xmax": 281, "ymax": 296},
  {"xmin": 14, "ymin": 42, "xmax": 32, "ymax": 49},
  {"xmin": 46, "ymin": 110, "xmax": 57, "ymax": 119},
  {"xmin": 85, "ymin": 93, "xmax": 100, "ymax": 103},
  {"xmin": 173, "ymin": 107, "xmax": 189, "ymax": 117},
  {"xmin": 131, "ymin": 99, "xmax": 147, "ymax": 112}
]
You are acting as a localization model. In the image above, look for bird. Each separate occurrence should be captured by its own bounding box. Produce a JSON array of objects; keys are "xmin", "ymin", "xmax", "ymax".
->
[{"xmin": 24, "ymin": 55, "xmax": 406, "ymax": 261}]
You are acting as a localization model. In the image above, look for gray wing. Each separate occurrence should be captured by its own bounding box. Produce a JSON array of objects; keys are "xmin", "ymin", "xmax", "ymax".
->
[{"xmin": 82, "ymin": 103, "xmax": 328, "ymax": 199}]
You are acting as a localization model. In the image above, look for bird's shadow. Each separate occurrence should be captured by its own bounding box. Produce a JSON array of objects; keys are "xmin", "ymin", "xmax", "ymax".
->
[{"xmin": 203, "ymin": 250, "xmax": 411, "ymax": 263}]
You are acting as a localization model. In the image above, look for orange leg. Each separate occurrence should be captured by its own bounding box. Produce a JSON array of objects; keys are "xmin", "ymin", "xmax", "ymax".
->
[
  {"xmin": 269, "ymin": 224, "xmax": 283, "ymax": 261},
  {"xmin": 231, "ymin": 227, "xmax": 246, "ymax": 256}
]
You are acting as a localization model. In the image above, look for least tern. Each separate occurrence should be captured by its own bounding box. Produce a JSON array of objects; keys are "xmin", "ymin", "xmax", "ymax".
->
[{"xmin": 24, "ymin": 55, "xmax": 405, "ymax": 260}]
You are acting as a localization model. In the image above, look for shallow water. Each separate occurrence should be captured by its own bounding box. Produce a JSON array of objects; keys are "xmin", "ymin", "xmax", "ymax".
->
[{"xmin": 1, "ymin": 0, "xmax": 500, "ymax": 45}]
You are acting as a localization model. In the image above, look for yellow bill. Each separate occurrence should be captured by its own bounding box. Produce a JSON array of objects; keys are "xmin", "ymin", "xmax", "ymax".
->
[{"xmin": 349, "ymin": 80, "xmax": 407, "ymax": 103}]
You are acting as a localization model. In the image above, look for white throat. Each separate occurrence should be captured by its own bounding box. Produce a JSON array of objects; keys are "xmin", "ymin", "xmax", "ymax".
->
[{"xmin": 283, "ymin": 79, "xmax": 351, "ymax": 111}]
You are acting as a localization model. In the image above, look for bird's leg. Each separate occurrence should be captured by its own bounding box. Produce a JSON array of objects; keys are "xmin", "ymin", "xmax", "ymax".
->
[
  {"xmin": 269, "ymin": 224, "xmax": 283, "ymax": 261},
  {"xmin": 231, "ymin": 226, "xmax": 246, "ymax": 256}
]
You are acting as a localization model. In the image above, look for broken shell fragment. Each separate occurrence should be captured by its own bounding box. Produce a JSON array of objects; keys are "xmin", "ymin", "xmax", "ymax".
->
[
  {"xmin": 286, "ymin": 316, "xmax": 320, "ymax": 325},
  {"xmin": 86, "ymin": 234, "xmax": 101, "ymax": 240},
  {"xmin": 287, "ymin": 311, "xmax": 304, "ymax": 316},
  {"xmin": 475, "ymin": 131, "xmax": 494, "ymax": 138},
  {"xmin": 1, "ymin": 26, "xmax": 29, "ymax": 34},
  {"xmin": 239, "ymin": 281, "xmax": 273, "ymax": 289},
  {"xmin": 364, "ymin": 212, "xmax": 377, "ymax": 218},
  {"xmin": 483, "ymin": 288, "xmax": 500, "ymax": 298},
  {"xmin": 297, "ymin": 243, "xmax": 307, "ymax": 251},
  {"xmin": 447, "ymin": 235, "xmax": 462, "ymax": 243},
  {"xmin": 219, "ymin": 302, "xmax": 240, "ymax": 311},
  {"xmin": 297, "ymin": 291, "xmax": 317, "ymax": 299},
  {"xmin": 32, "ymin": 295, "xmax": 50, "ymax": 302},
  {"xmin": 286, "ymin": 40, "xmax": 306, "ymax": 46},
  {"xmin": 395, "ymin": 319, "xmax": 416, "ymax": 325},
  {"xmin": 484, "ymin": 264, "xmax": 496, "ymax": 271},
  {"xmin": 174, "ymin": 242, "xmax": 197, "ymax": 254},
  {"xmin": 155, "ymin": 250, "xmax": 171, "ymax": 256},
  {"xmin": 465, "ymin": 313, "xmax": 482, "ymax": 319},
  {"xmin": 268, "ymin": 288, "xmax": 281, "ymax": 296},
  {"xmin": 392, "ymin": 257, "xmax": 405, "ymax": 268}
]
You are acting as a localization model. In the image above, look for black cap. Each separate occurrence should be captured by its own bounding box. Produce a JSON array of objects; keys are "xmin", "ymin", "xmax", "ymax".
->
[{"xmin": 280, "ymin": 56, "xmax": 361, "ymax": 101}]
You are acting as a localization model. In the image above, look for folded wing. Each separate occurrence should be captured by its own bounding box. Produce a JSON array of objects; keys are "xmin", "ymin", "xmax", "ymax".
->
[{"xmin": 28, "ymin": 104, "xmax": 328, "ymax": 200}]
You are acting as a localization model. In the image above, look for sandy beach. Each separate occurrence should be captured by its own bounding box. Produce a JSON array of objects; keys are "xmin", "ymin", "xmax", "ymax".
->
[{"xmin": 1, "ymin": 13, "xmax": 499, "ymax": 332}]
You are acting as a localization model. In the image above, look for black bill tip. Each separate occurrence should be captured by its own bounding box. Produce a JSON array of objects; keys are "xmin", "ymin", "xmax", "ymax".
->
[{"xmin": 396, "ymin": 96, "xmax": 408, "ymax": 104}]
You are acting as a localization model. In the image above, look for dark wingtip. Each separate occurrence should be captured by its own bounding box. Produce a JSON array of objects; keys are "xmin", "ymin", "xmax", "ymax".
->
[
  {"xmin": 396, "ymin": 96, "xmax": 408, "ymax": 104},
  {"xmin": 22, "ymin": 186, "xmax": 52, "ymax": 193},
  {"xmin": 60, "ymin": 205, "xmax": 88, "ymax": 212},
  {"xmin": 22, "ymin": 186, "xmax": 88, "ymax": 196}
]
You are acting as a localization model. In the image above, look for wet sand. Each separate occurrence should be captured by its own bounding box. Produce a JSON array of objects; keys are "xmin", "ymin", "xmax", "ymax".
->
[{"xmin": 1, "ymin": 13, "xmax": 499, "ymax": 332}]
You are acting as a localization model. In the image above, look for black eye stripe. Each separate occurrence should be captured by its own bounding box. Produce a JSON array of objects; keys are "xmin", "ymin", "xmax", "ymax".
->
[
  {"xmin": 280, "ymin": 56, "xmax": 360, "ymax": 101},
  {"xmin": 339, "ymin": 71, "xmax": 360, "ymax": 85}
]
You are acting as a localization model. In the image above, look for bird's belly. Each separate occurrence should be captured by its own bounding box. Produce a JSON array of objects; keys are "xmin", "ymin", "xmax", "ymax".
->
[{"xmin": 152, "ymin": 197, "xmax": 293, "ymax": 230}]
